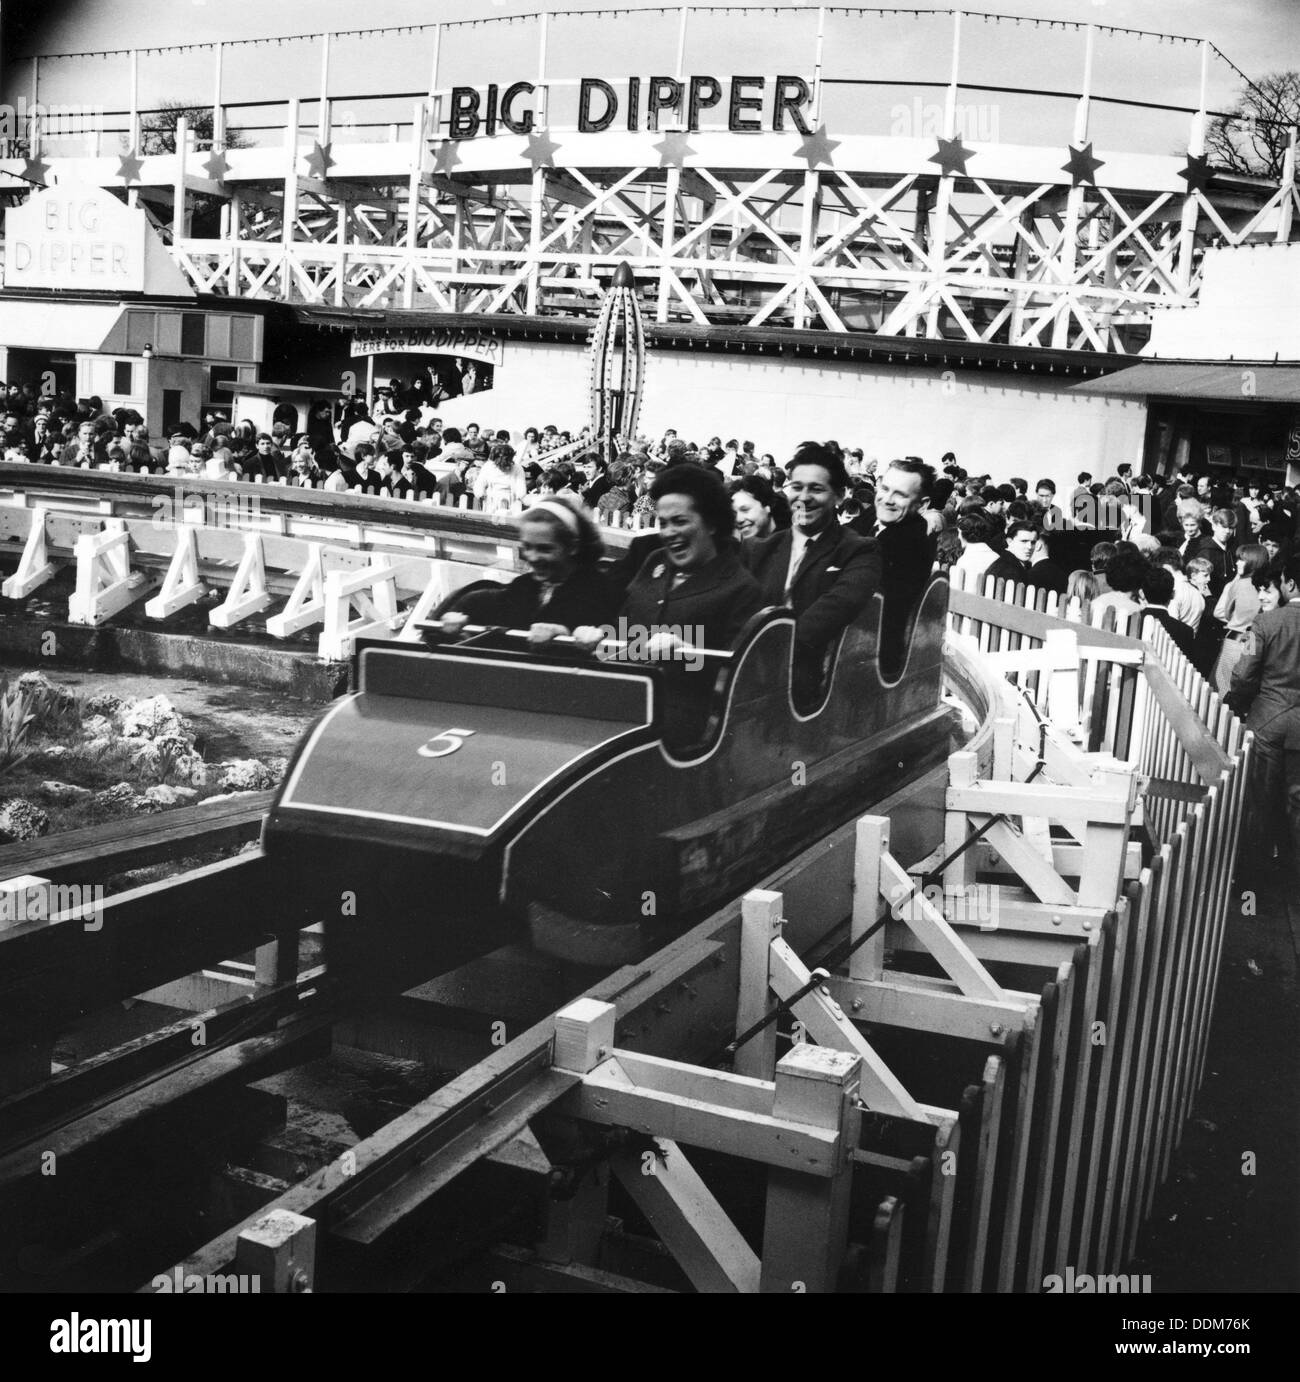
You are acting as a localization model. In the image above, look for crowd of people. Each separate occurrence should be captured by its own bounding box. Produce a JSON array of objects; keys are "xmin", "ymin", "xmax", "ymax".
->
[{"xmin": 4, "ymin": 374, "xmax": 1296, "ymax": 882}]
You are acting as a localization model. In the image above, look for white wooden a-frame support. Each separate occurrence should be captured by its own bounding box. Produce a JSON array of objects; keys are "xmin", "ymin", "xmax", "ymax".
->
[
  {"xmin": 210, "ymin": 532, "xmax": 272, "ymax": 629},
  {"xmin": 1, "ymin": 507, "xmax": 59, "ymax": 599},
  {"xmin": 854, "ymin": 814, "xmax": 1007, "ymax": 1004},
  {"xmin": 611, "ymin": 1138, "xmax": 761, "ymax": 1293},
  {"xmin": 265, "ymin": 542, "xmax": 326, "ymax": 639},
  {"xmin": 766, "ymin": 933, "xmax": 928, "ymax": 1122},
  {"xmin": 394, "ymin": 566, "xmax": 452, "ymax": 642},
  {"xmin": 318, "ymin": 562, "xmax": 401, "ymax": 660},
  {"xmin": 67, "ymin": 519, "xmax": 151, "ymax": 626},
  {"xmin": 145, "ymin": 523, "xmax": 207, "ymax": 619},
  {"xmin": 556, "ymin": 1000, "xmax": 862, "ymax": 1294}
]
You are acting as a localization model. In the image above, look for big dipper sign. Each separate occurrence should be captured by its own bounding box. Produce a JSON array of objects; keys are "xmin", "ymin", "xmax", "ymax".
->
[
  {"xmin": 445, "ymin": 75, "xmax": 814, "ymax": 139},
  {"xmin": 4, "ymin": 183, "xmax": 147, "ymax": 292}
]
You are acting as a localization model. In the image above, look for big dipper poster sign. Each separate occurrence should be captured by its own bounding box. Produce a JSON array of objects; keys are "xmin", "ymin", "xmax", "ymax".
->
[
  {"xmin": 4, "ymin": 183, "xmax": 147, "ymax": 292},
  {"xmin": 445, "ymin": 75, "xmax": 814, "ymax": 138}
]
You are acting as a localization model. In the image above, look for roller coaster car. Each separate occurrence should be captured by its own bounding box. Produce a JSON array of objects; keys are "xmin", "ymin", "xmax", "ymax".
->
[{"xmin": 262, "ymin": 577, "xmax": 952, "ymax": 994}]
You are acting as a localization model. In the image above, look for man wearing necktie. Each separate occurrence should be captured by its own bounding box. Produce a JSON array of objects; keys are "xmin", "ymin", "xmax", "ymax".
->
[{"xmin": 743, "ymin": 442, "xmax": 881, "ymax": 708}]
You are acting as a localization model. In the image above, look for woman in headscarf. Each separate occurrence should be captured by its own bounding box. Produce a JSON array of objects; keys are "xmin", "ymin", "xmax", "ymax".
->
[{"xmin": 442, "ymin": 493, "xmax": 619, "ymax": 642}]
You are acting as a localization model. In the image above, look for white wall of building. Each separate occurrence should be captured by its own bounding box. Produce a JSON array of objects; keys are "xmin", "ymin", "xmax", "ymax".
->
[
  {"xmin": 435, "ymin": 338, "xmax": 1147, "ymax": 489},
  {"xmin": 1148, "ymin": 243, "xmax": 1300, "ymax": 361}
]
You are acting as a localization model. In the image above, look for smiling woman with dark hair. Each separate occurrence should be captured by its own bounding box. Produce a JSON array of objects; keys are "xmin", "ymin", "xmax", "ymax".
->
[{"xmin": 612, "ymin": 465, "xmax": 763, "ymax": 655}]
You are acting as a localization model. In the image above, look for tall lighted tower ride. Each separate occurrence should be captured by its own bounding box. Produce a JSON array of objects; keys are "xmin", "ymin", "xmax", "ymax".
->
[{"xmin": 587, "ymin": 261, "xmax": 647, "ymax": 464}]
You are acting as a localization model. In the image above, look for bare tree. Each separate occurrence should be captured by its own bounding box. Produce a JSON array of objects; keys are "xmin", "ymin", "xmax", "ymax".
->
[
  {"xmin": 140, "ymin": 100, "xmax": 248, "ymax": 155},
  {"xmin": 1205, "ymin": 71, "xmax": 1299, "ymax": 181}
]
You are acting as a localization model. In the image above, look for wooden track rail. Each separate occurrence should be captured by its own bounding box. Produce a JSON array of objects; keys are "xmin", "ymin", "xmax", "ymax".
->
[{"xmin": 0, "ymin": 560, "xmax": 1248, "ymax": 1293}]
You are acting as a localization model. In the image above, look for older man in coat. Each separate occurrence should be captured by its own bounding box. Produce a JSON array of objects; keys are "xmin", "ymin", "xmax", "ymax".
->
[{"xmin": 1226, "ymin": 555, "xmax": 1300, "ymax": 884}]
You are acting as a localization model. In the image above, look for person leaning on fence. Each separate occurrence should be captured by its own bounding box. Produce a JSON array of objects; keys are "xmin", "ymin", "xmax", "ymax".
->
[{"xmin": 1225, "ymin": 555, "xmax": 1300, "ymax": 887}]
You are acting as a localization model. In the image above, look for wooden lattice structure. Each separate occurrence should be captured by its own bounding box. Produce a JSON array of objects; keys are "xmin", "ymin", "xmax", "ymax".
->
[{"xmin": 3, "ymin": 8, "xmax": 1296, "ymax": 351}]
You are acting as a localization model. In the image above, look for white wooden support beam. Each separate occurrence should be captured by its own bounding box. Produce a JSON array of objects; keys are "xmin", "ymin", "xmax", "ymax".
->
[
  {"xmin": 145, "ymin": 523, "xmax": 207, "ymax": 619},
  {"xmin": 282, "ymin": 98, "xmax": 301, "ymax": 302},
  {"xmin": 67, "ymin": 520, "xmax": 151, "ymax": 626},
  {"xmin": 977, "ymin": 839, "xmax": 1142, "ymax": 882},
  {"xmin": 826, "ymin": 972, "xmax": 1032, "ymax": 1044},
  {"xmin": 2, "ymin": 507, "xmax": 57, "ymax": 599},
  {"xmin": 986, "ymin": 646, "xmax": 1144, "ymax": 672},
  {"xmin": 991, "ymin": 715, "xmax": 1016, "ymax": 782},
  {"xmin": 768, "ymin": 937, "xmax": 926, "ymax": 1122},
  {"xmin": 735, "ymin": 891, "xmax": 782, "ymax": 1080},
  {"xmin": 209, "ymin": 532, "xmax": 272, "ymax": 629},
  {"xmin": 173, "ymin": 116, "xmax": 189, "ymax": 242},
  {"xmin": 265, "ymin": 543, "xmax": 325, "ymax": 639},
  {"xmin": 554, "ymin": 998, "xmax": 617, "ymax": 1074},
  {"xmin": 317, "ymin": 31, "xmax": 332, "ymax": 145},
  {"xmin": 760, "ymin": 1044, "xmax": 861, "ymax": 1294},
  {"xmin": 395, "ymin": 566, "xmax": 451, "ymax": 642},
  {"xmin": 570, "ymin": 1058, "xmax": 841, "ymax": 1174},
  {"xmin": 850, "ymin": 816, "xmax": 889, "ymax": 982},
  {"xmin": 611, "ymin": 1139, "xmax": 761, "ymax": 1293},
  {"xmin": 234, "ymin": 1208, "xmax": 316, "ymax": 1294},
  {"xmin": 317, "ymin": 563, "xmax": 400, "ymax": 661},
  {"xmin": 976, "ymin": 817, "xmax": 1077, "ymax": 907},
  {"xmin": 212, "ymin": 40, "xmax": 225, "ymax": 149},
  {"xmin": 879, "ymin": 852, "xmax": 1007, "ymax": 1003},
  {"xmin": 1043, "ymin": 628, "xmax": 1082, "ymax": 734},
  {"xmin": 947, "ymin": 779, "xmax": 1133, "ymax": 824},
  {"xmin": 0, "ymin": 874, "xmax": 52, "ymax": 933},
  {"xmin": 943, "ymin": 750, "xmax": 979, "ymax": 896},
  {"xmin": 940, "ymin": 891, "xmax": 1108, "ymax": 939},
  {"xmin": 1078, "ymin": 761, "xmax": 1139, "ymax": 907}
]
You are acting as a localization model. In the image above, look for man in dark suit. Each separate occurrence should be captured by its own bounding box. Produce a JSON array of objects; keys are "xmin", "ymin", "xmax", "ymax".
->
[
  {"xmin": 744, "ymin": 442, "xmax": 880, "ymax": 707},
  {"xmin": 984, "ymin": 520, "xmax": 1037, "ymax": 589},
  {"xmin": 1137, "ymin": 565, "xmax": 1199, "ymax": 664},
  {"xmin": 1226, "ymin": 555, "xmax": 1300, "ymax": 885},
  {"xmin": 849, "ymin": 458, "xmax": 937, "ymax": 676}
]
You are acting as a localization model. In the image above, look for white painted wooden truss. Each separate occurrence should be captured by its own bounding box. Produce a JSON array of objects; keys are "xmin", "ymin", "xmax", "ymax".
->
[
  {"xmin": 555, "ymin": 996, "xmax": 864, "ymax": 1293},
  {"xmin": 10, "ymin": 11, "xmax": 1291, "ymax": 354},
  {"xmin": 1, "ymin": 507, "xmax": 58, "ymax": 601},
  {"xmin": 160, "ymin": 142, "xmax": 1290, "ymax": 351},
  {"xmin": 67, "ymin": 519, "xmax": 156, "ymax": 626}
]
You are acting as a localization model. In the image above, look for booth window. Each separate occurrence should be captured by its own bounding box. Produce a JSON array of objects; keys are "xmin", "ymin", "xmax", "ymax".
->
[
  {"xmin": 181, "ymin": 313, "xmax": 206, "ymax": 357},
  {"xmin": 113, "ymin": 361, "xmax": 134, "ymax": 396}
]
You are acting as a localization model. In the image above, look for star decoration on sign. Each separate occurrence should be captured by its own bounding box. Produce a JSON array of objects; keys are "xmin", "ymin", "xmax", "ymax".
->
[
  {"xmin": 1061, "ymin": 142, "xmax": 1105, "ymax": 188},
  {"xmin": 202, "ymin": 149, "xmax": 230, "ymax": 182},
  {"xmin": 1178, "ymin": 153, "xmax": 1211, "ymax": 194},
  {"xmin": 22, "ymin": 155, "xmax": 50, "ymax": 186},
  {"xmin": 430, "ymin": 140, "xmax": 463, "ymax": 177},
  {"xmin": 795, "ymin": 124, "xmax": 840, "ymax": 169},
  {"xmin": 653, "ymin": 130, "xmax": 696, "ymax": 168},
  {"xmin": 928, "ymin": 135, "xmax": 975, "ymax": 178},
  {"xmin": 523, "ymin": 129, "xmax": 560, "ymax": 171},
  {"xmin": 304, "ymin": 141, "xmax": 335, "ymax": 179},
  {"xmin": 117, "ymin": 149, "xmax": 144, "ymax": 185}
]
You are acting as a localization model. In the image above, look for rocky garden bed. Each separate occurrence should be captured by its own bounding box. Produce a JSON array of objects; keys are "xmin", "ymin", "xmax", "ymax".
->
[{"xmin": 0, "ymin": 670, "xmax": 295, "ymax": 844}]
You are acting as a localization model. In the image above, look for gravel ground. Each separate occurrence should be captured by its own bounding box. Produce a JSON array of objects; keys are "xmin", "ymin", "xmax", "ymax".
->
[{"xmin": 1130, "ymin": 877, "xmax": 1299, "ymax": 1293}]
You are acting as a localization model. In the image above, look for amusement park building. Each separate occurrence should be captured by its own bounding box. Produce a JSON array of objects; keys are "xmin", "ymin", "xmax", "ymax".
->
[{"xmin": 1, "ymin": 7, "xmax": 1297, "ymax": 482}]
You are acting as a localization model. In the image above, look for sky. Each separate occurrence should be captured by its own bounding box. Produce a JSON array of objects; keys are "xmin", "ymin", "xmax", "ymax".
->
[{"xmin": 1, "ymin": 0, "xmax": 1296, "ymax": 155}]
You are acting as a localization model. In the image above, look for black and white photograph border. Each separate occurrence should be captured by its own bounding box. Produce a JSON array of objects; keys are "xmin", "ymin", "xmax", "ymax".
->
[{"xmin": 0, "ymin": 0, "xmax": 1294, "ymax": 1348}]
